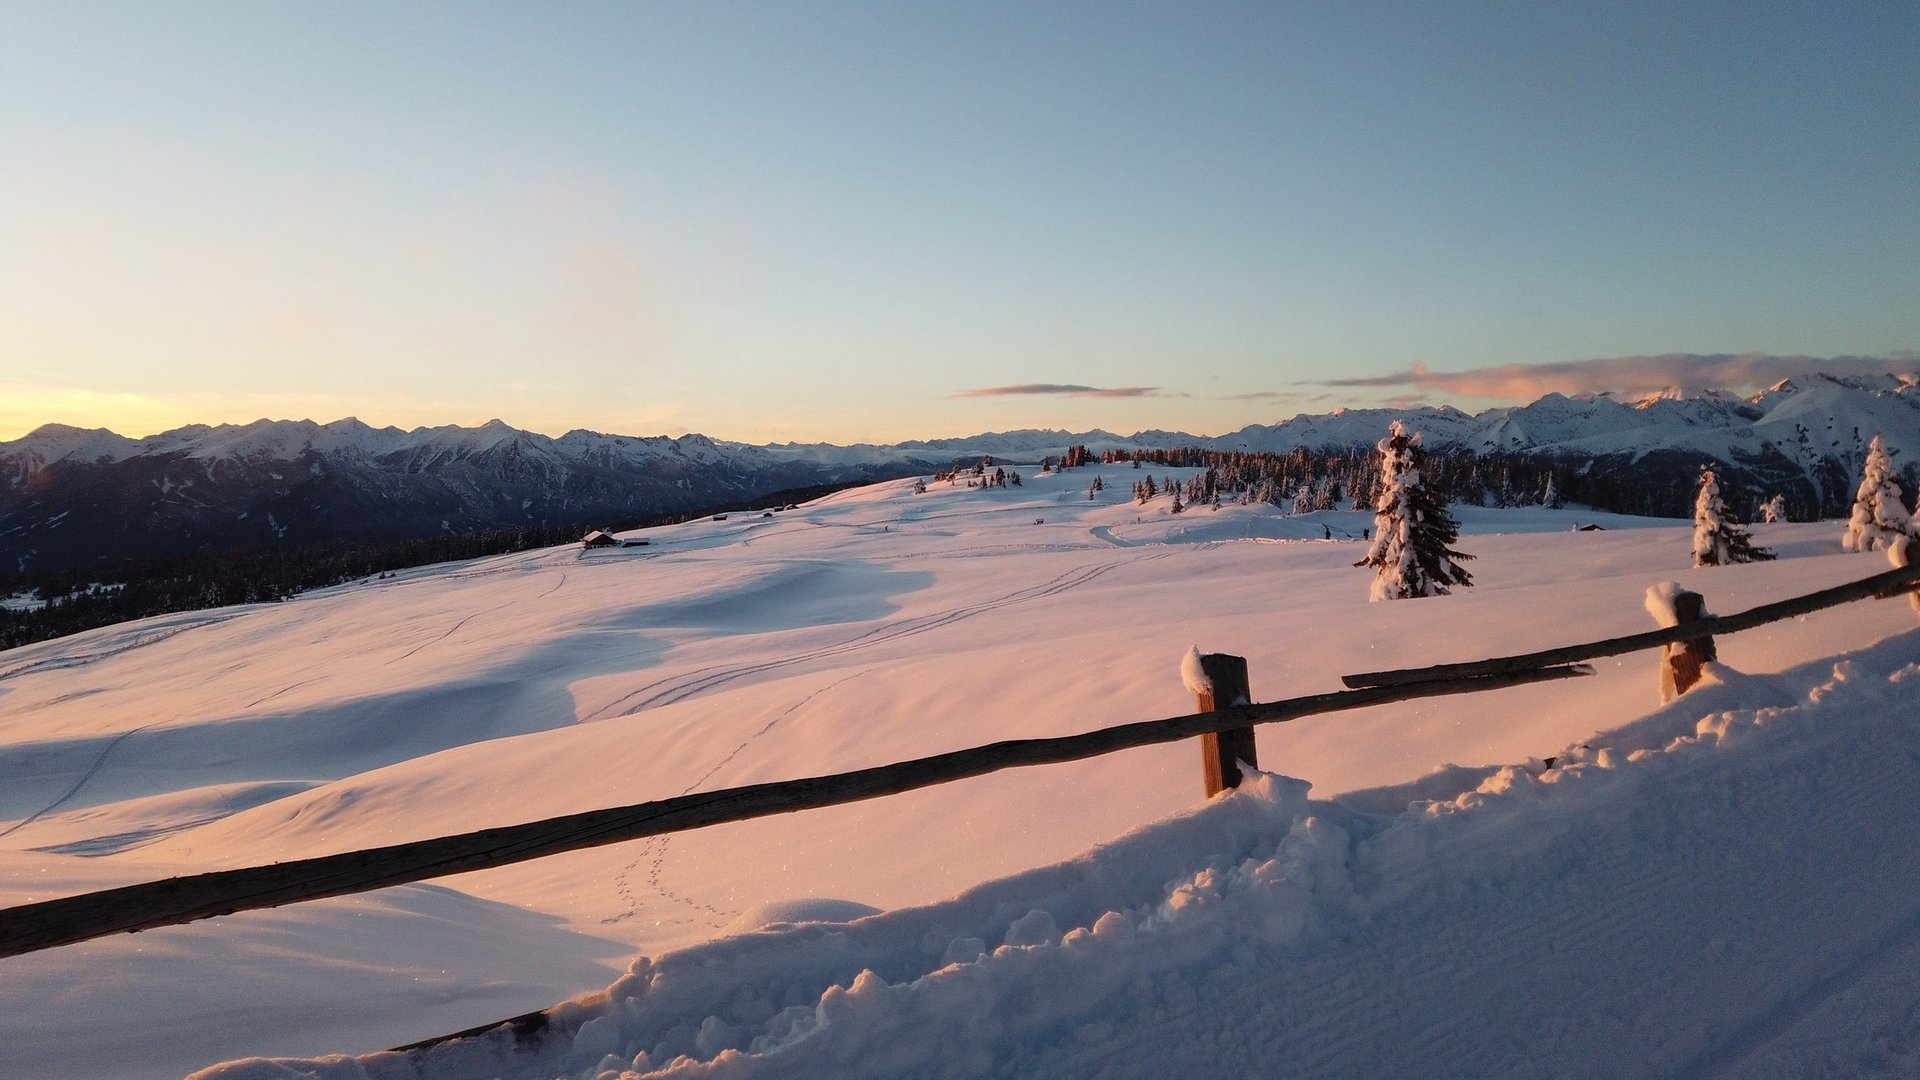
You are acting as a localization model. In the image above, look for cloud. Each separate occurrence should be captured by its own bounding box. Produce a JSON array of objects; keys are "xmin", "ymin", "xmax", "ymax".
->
[
  {"xmin": 1320, "ymin": 353, "xmax": 1920, "ymax": 401},
  {"xmin": 1378, "ymin": 394, "xmax": 1439, "ymax": 411},
  {"xmin": 957, "ymin": 384, "xmax": 1167, "ymax": 399}
]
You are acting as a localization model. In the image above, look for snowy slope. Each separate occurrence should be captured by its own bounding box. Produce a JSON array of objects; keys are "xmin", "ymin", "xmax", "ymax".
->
[
  {"xmin": 1, "ymin": 465, "xmax": 1917, "ymax": 1077},
  {"xmin": 195, "ymin": 639, "xmax": 1920, "ymax": 1079}
]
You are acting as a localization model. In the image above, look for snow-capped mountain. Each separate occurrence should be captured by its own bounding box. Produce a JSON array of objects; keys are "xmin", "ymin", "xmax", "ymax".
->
[
  {"xmin": 3, "ymin": 372, "xmax": 1916, "ymax": 576},
  {"xmin": 0, "ymin": 420, "xmax": 937, "ymax": 575},
  {"xmin": 887, "ymin": 373, "xmax": 1920, "ymax": 517}
]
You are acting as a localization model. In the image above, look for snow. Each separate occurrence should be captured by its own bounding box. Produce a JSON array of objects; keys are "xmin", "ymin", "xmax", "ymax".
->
[
  {"xmin": 1643, "ymin": 580, "xmax": 1695, "ymax": 628},
  {"xmin": 1, "ymin": 591, "xmax": 45, "ymax": 612},
  {"xmin": 1178, "ymin": 645, "xmax": 1211, "ymax": 697},
  {"xmin": 3, "ymin": 465, "xmax": 1920, "ymax": 1077},
  {"xmin": 1843, "ymin": 435, "xmax": 1912, "ymax": 553}
]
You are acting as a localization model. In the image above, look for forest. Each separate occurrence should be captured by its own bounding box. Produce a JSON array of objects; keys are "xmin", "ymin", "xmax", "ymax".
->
[{"xmin": 0, "ymin": 481, "xmax": 860, "ymax": 651}]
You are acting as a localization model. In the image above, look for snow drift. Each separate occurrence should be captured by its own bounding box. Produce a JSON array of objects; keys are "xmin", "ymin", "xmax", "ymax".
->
[{"xmin": 194, "ymin": 635, "xmax": 1920, "ymax": 1079}]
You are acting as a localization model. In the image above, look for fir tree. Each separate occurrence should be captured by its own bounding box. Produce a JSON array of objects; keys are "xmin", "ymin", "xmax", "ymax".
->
[
  {"xmin": 1692, "ymin": 465, "xmax": 1773, "ymax": 566},
  {"xmin": 1758, "ymin": 494, "xmax": 1786, "ymax": 524},
  {"xmin": 1842, "ymin": 435, "xmax": 1913, "ymax": 552},
  {"xmin": 1355, "ymin": 421, "xmax": 1473, "ymax": 600}
]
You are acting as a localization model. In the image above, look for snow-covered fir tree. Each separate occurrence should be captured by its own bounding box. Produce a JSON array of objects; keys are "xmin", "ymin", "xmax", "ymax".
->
[
  {"xmin": 1758, "ymin": 494, "xmax": 1786, "ymax": 523},
  {"xmin": 1355, "ymin": 421, "xmax": 1473, "ymax": 601},
  {"xmin": 1842, "ymin": 435, "xmax": 1913, "ymax": 552},
  {"xmin": 1692, "ymin": 465, "xmax": 1773, "ymax": 566}
]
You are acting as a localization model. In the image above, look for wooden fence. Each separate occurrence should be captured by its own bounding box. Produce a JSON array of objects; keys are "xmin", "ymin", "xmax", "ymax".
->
[{"xmin": 3, "ymin": 559, "xmax": 1918, "ymax": 963}]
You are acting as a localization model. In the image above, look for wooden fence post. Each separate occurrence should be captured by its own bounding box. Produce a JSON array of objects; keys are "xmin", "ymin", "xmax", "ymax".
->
[
  {"xmin": 1195, "ymin": 653, "xmax": 1257, "ymax": 797},
  {"xmin": 1660, "ymin": 589, "xmax": 1717, "ymax": 702}
]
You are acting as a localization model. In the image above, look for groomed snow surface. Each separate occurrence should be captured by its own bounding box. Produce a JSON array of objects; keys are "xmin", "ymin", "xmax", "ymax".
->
[{"xmin": 3, "ymin": 467, "xmax": 1919, "ymax": 1078}]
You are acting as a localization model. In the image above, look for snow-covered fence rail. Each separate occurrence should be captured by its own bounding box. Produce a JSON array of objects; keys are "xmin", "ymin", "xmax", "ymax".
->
[
  {"xmin": 0, "ymin": 665, "xmax": 1588, "ymax": 961},
  {"xmin": 1342, "ymin": 560, "xmax": 1920, "ymax": 689}
]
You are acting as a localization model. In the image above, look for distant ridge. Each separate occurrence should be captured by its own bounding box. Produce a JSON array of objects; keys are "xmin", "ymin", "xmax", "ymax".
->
[{"xmin": 3, "ymin": 371, "xmax": 1917, "ymax": 575}]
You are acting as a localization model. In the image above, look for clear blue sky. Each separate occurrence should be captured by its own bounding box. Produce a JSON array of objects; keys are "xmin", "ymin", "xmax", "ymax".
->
[{"xmin": 2, "ymin": 1, "xmax": 1914, "ymax": 442}]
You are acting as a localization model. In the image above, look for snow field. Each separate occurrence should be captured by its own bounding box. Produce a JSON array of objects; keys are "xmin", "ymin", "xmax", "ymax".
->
[
  {"xmin": 193, "ymin": 635, "xmax": 1920, "ymax": 1079},
  {"xmin": 2, "ymin": 464, "xmax": 1916, "ymax": 1077}
]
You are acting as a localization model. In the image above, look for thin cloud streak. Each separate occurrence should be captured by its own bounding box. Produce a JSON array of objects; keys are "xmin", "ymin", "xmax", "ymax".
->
[
  {"xmin": 957, "ymin": 384, "xmax": 1167, "ymax": 399},
  {"xmin": 1322, "ymin": 353, "xmax": 1920, "ymax": 401}
]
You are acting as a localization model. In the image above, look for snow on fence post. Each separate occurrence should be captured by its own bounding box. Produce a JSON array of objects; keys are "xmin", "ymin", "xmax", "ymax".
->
[
  {"xmin": 1189, "ymin": 651, "xmax": 1257, "ymax": 797},
  {"xmin": 1648, "ymin": 584, "xmax": 1717, "ymax": 703}
]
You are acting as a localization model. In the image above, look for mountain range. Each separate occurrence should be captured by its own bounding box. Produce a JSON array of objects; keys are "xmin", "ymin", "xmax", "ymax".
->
[{"xmin": 4, "ymin": 371, "xmax": 1917, "ymax": 576}]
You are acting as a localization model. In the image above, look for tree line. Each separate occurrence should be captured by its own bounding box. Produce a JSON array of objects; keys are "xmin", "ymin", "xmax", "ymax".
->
[
  {"xmin": 0, "ymin": 481, "xmax": 868, "ymax": 652},
  {"xmin": 1042, "ymin": 444, "xmax": 1583, "ymax": 516}
]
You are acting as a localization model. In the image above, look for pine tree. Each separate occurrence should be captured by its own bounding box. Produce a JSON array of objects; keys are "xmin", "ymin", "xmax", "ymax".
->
[
  {"xmin": 1842, "ymin": 435, "xmax": 1912, "ymax": 552},
  {"xmin": 1758, "ymin": 494, "xmax": 1786, "ymax": 523},
  {"xmin": 1355, "ymin": 421, "xmax": 1473, "ymax": 600},
  {"xmin": 1692, "ymin": 465, "xmax": 1773, "ymax": 566}
]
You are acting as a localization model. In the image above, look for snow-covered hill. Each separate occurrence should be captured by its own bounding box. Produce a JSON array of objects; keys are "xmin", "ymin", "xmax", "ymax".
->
[{"xmin": 3, "ymin": 464, "xmax": 1919, "ymax": 1077}]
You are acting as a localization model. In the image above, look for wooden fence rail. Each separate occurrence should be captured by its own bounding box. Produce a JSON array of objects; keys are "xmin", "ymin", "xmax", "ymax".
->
[
  {"xmin": 1343, "ymin": 560, "xmax": 1920, "ymax": 688},
  {"xmin": 0, "ymin": 665, "xmax": 1587, "ymax": 960},
  {"xmin": 4, "ymin": 559, "xmax": 1917, "ymax": 963}
]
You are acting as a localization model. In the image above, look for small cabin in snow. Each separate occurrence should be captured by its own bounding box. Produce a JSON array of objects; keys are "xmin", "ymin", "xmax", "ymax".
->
[{"xmin": 582, "ymin": 530, "xmax": 620, "ymax": 549}]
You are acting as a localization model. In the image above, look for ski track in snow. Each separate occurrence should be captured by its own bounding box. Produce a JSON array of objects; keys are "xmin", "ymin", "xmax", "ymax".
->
[
  {"xmin": 384, "ymin": 603, "xmax": 516, "ymax": 666},
  {"xmin": 587, "ymin": 552, "xmax": 1169, "ymax": 722},
  {"xmin": 604, "ymin": 673, "xmax": 871, "ymax": 929},
  {"xmin": 245, "ymin": 676, "xmax": 327, "ymax": 711},
  {"xmin": 9, "ymin": 557, "xmax": 568, "ymax": 826},
  {"xmin": 0, "ymin": 611, "xmax": 249, "ymax": 684},
  {"xmin": 0, "ymin": 717, "xmax": 175, "ymax": 839}
]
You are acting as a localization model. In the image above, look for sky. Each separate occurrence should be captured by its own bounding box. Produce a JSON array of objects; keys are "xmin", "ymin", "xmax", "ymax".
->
[{"xmin": 1, "ymin": 1, "xmax": 1915, "ymax": 445}]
